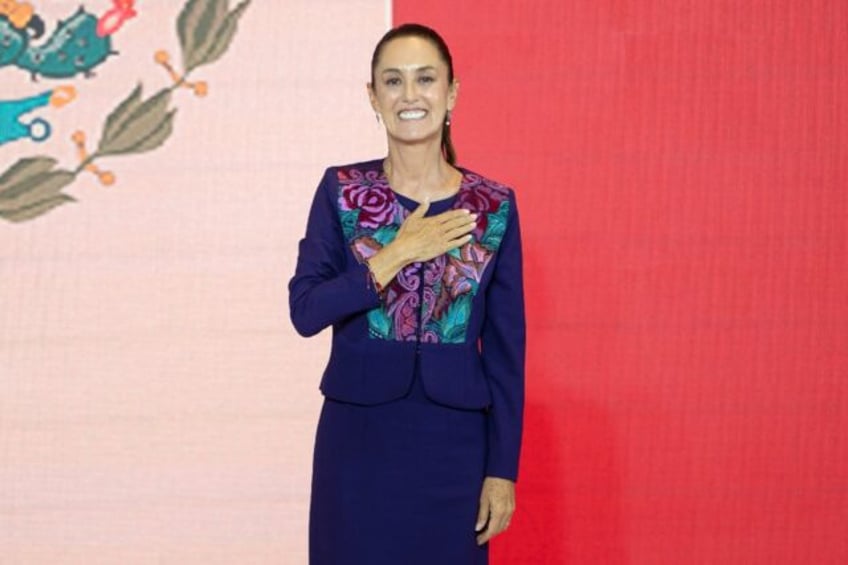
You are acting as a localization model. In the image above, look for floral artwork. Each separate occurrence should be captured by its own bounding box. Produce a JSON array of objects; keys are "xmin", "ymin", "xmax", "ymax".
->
[{"xmin": 337, "ymin": 165, "xmax": 511, "ymax": 344}]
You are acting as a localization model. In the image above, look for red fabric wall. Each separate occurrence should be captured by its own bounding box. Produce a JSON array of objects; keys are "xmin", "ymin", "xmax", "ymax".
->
[{"xmin": 393, "ymin": 1, "xmax": 847, "ymax": 563}]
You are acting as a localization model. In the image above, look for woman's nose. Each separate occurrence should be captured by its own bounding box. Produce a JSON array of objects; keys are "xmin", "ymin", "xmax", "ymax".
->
[{"xmin": 402, "ymin": 81, "xmax": 418, "ymax": 102}]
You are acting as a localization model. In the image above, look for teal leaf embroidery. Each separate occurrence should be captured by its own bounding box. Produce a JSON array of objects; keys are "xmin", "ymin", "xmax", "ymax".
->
[
  {"xmin": 480, "ymin": 200, "xmax": 509, "ymax": 250},
  {"xmin": 436, "ymin": 293, "xmax": 473, "ymax": 344},
  {"xmin": 367, "ymin": 308, "xmax": 393, "ymax": 340},
  {"xmin": 372, "ymin": 224, "xmax": 399, "ymax": 246},
  {"xmin": 339, "ymin": 209, "xmax": 360, "ymax": 239}
]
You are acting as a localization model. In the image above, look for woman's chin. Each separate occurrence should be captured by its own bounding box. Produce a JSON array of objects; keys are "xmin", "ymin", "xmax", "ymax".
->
[{"xmin": 387, "ymin": 127, "xmax": 442, "ymax": 147}]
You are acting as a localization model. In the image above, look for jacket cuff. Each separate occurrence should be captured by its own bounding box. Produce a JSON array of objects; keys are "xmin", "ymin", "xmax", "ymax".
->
[{"xmin": 485, "ymin": 444, "xmax": 520, "ymax": 482}]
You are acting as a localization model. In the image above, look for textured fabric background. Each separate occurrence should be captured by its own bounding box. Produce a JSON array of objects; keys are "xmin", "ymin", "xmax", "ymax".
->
[{"xmin": 1, "ymin": 1, "xmax": 387, "ymax": 563}]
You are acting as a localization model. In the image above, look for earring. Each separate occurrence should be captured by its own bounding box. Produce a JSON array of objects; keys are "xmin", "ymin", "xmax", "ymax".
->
[
  {"xmin": 445, "ymin": 111, "xmax": 452, "ymax": 126},
  {"xmin": 375, "ymin": 112, "xmax": 382, "ymax": 125}
]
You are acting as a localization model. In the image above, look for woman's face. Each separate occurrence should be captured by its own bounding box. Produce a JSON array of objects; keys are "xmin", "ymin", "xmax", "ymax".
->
[{"xmin": 369, "ymin": 36, "xmax": 458, "ymax": 148}]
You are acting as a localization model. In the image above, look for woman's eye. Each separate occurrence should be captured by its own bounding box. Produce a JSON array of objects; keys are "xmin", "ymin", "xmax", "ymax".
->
[
  {"xmin": 418, "ymin": 76, "xmax": 435, "ymax": 84},
  {"xmin": 385, "ymin": 77, "xmax": 401, "ymax": 86}
]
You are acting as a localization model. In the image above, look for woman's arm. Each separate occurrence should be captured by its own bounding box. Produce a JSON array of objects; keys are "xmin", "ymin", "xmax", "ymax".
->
[
  {"xmin": 481, "ymin": 190, "xmax": 526, "ymax": 482},
  {"xmin": 288, "ymin": 168, "xmax": 382, "ymax": 337},
  {"xmin": 475, "ymin": 189, "xmax": 526, "ymax": 546}
]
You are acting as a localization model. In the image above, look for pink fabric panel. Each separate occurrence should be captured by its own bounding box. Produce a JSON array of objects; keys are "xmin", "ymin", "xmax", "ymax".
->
[{"xmin": 0, "ymin": 2, "xmax": 388, "ymax": 563}]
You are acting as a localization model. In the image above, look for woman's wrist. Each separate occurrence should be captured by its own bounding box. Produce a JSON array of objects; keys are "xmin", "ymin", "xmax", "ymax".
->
[{"xmin": 365, "ymin": 242, "xmax": 408, "ymax": 289}]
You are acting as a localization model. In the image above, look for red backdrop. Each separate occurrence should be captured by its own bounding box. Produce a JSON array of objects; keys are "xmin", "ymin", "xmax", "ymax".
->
[{"xmin": 393, "ymin": 1, "xmax": 847, "ymax": 563}]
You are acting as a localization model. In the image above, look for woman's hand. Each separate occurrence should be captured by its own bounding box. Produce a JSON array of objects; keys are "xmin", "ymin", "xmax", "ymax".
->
[
  {"xmin": 475, "ymin": 476, "xmax": 516, "ymax": 545},
  {"xmin": 366, "ymin": 199, "xmax": 477, "ymax": 288},
  {"xmin": 393, "ymin": 199, "xmax": 477, "ymax": 263}
]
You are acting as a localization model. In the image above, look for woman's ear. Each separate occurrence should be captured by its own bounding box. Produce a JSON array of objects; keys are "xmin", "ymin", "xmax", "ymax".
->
[
  {"xmin": 367, "ymin": 82, "xmax": 378, "ymax": 112},
  {"xmin": 448, "ymin": 79, "xmax": 460, "ymax": 111}
]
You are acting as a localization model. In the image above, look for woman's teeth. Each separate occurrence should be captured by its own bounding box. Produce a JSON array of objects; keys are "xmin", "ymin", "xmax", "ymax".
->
[{"xmin": 398, "ymin": 110, "xmax": 427, "ymax": 120}]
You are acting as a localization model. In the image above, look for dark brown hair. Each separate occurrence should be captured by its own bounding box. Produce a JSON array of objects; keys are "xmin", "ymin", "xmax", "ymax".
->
[{"xmin": 370, "ymin": 23, "xmax": 457, "ymax": 165}]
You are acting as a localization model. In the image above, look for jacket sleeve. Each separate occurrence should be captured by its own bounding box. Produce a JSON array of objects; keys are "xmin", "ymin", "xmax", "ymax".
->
[
  {"xmin": 288, "ymin": 167, "xmax": 381, "ymax": 337},
  {"xmin": 481, "ymin": 190, "xmax": 526, "ymax": 482}
]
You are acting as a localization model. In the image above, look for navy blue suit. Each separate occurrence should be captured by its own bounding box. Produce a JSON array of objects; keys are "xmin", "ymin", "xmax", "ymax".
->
[{"xmin": 290, "ymin": 160, "xmax": 525, "ymax": 563}]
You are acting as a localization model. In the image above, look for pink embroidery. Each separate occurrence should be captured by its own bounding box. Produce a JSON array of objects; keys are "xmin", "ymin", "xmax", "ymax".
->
[{"xmin": 338, "ymin": 165, "xmax": 510, "ymax": 343}]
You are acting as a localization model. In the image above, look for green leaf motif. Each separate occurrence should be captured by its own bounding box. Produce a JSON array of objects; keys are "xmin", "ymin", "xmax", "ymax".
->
[
  {"xmin": 100, "ymin": 83, "xmax": 143, "ymax": 145},
  {"xmin": 98, "ymin": 89, "xmax": 174, "ymax": 156},
  {"xmin": 367, "ymin": 308, "xmax": 393, "ymax": 340},
  {"xmin": 0, "ymin": 194, "xmax": 75, "ymax": 223},
  {"xmin": 195, "ymin": 0, "xmax": 251, "ymax": 70},
  {"xmin": 372, "ymin": 225, "xmax": 399, "ymax": 246},
  {"xmin": 0, "ymin": 157, "xmax": 58, "ymax": 195},
  {"xmin": 339, "ymin": 209, "xmax": 359, "ymax": 239},
  {"xmin": 0, "ymin": 170, "xmax": 76, "ymax": 216},
  {"xmin": 480, "ymin": 200, "xmax": 509, "ymax": 250},
  {"xmin": 446, "ymin": 247, "xmax": 462, "ymax": 260},
  {"xmin": 129, "ymin": 110, "xmax": 177, "ymax": 154},
  {"xmin": 436, "ymin": 294, "xmax": 472, "ymax": 343},
  {"xmin": 178, "ymin": 0, "xmax": 228, "ymax": 71},
  {"xmin": 180, "ymin": 0, "xmax": 251, "ymax": 72}
]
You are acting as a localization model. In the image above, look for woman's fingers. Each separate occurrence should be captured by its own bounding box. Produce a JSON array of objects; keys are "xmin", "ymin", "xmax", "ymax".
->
[
  {"xmin": 443, "ymin": 219, "xmax": 476, "ymax": 239},
  {"xmin": 411, "ymin": 198, "xmax": 430, "ymax": 218},
  {"xmin": 475, "ymin": 496, "xmax": 490, "ymax": 534},
  {"xmin": 477, "ymin": 504, "xmax": 512, "ymax": 545},
  {"xmin": 475, "ymin": 477, "xmax": 516, "ymax": 545},
  {"xmin": 442, "ymin": 213, "xmax": 478, "ymax": 231},
  {"xmin": 438, "ymin": 211, "xmax": 477, "ymax": 243},
  {"xmin": 435, "ymin": 208, "xmax": 476, "ymax": 225},
  {"xmin": 476, "ymin": 503, "xmax": 514, "ymax": 545},
  {"xmin": 442, "ymin": 234, "xmax": 473, "ymax": 254}
]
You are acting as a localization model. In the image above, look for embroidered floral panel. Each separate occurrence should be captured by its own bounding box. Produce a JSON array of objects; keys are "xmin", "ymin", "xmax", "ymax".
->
[{"xmin": 337, "ymin": 166, "xmax": 510, "ymax": 344}]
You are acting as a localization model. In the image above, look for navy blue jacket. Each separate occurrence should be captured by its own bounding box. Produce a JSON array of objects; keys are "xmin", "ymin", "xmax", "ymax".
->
[{"xmin": 289, "ymin": 159, "xmax": 526, "ymax": 481}]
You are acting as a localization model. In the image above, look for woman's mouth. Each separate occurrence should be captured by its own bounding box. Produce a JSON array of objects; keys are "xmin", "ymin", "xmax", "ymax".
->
[{"xmin": 398, "ymin": 109, "xmax": 427, "ymax": 121}]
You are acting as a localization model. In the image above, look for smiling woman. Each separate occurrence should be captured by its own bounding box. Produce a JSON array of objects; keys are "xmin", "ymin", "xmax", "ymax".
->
[
  {"xmin": 369, "ymin": 24, "xmax": 459, "ymax": 169},
  {"xmin": 289, "ymin": 23, "xmax": 526, "ymax": 565}
]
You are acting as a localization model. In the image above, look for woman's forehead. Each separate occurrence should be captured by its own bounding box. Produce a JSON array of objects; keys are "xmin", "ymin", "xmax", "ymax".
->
[{"xmin": 377, "ymin": 36, "xmax": 445, "ymax": 69}]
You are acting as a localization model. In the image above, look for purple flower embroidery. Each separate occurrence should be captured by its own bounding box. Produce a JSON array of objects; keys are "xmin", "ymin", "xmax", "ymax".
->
[
  {"xmin": 341, "ymin": 183, "xmax": 395, "ymax": 228},
  {"xmin": 420, "ymin": 285, "xmax": 438, "ymax": 328},
  {"xmin": 454, "ymin": 177, "xmax": 511, "ymax": 240},
  {"xmin": 336, "ymin": 164, "xmax": 511, "ymax": 344},
  {"xmin": 456, "ymin": 183, "xmax": 497, "ymax": 211},
  {"xmin": 442, "ymin": 242, "xmax": 490, "ymax": 298},
  {"xmin": 396, "ymin": 262, "xmax": 421, "ymax": 292},
  {"xmin": 351, "ymin": 236, "xmax": 380, "ymax": 262},
  {"xmin": 460, "ymin": 242, "xmax": 488, "ymax": 273},
  {"xmin": 387, "ymin": 290, "xmax": 419, "ymax": 341},
  {"xmin": 423, "ymin": 254, "xmax": 446, "ymax": 285},
  {"xmin": 444, "ymin": 261, "xmax": 475, "ymax": 298}
]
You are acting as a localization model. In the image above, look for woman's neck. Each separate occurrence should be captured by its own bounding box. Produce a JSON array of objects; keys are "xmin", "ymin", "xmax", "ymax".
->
[{"xmin": 384, "ymin": 142, "xmax": 459, "ymax": 201}]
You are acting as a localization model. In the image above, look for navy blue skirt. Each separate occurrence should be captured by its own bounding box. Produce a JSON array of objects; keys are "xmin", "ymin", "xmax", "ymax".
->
[{"xmin": 309, "ymin": 367, "xmax": 489, "ymax": 564}]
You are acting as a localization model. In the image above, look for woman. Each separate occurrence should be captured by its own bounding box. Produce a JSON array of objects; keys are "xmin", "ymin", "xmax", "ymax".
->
[{"xmin": 289, "ymin": 23, "xmax": 525, "ymax": 564}]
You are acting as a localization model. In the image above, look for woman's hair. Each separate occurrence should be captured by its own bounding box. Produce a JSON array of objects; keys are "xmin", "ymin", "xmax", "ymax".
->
[{"xmin": 370, "ymin": 23, "xmax": 457, "ymax": 165}]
